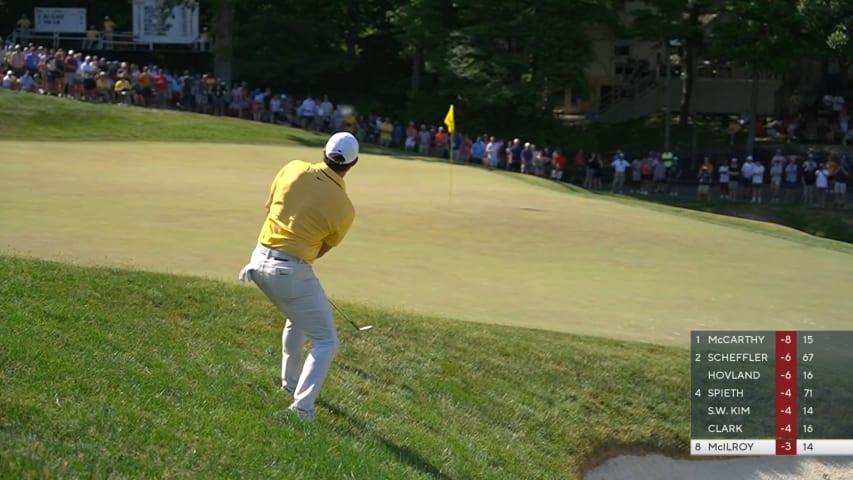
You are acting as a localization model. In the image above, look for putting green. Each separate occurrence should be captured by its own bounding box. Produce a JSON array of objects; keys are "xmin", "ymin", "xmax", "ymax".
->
[{"xmin": 1, "ymin": 141, "xmax": 850, "ymax": 345}]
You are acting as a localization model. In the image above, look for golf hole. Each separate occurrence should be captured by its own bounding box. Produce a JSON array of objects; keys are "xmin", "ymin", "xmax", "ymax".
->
[{"xmin": 583, "ymin": 453, "xmax": 853, "ymax": 480}]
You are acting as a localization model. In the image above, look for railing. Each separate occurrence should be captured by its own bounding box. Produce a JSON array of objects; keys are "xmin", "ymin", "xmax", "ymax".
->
[{"xmin": 6, "ymin": 29, "xmax": 211, "ymax": 52}]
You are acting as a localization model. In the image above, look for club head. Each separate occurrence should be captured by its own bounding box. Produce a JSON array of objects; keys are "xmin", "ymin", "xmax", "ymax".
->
[{"xmin": 358, "ymin": 325, "xmax": 374, "ymax": 331}]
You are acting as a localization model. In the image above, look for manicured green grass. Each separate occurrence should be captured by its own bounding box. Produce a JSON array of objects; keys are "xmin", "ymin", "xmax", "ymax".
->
[
  {"xmin": 0, "ymin": 255, "xmax": 687, "ymax": 479},
  {"xmin": 0, "ymin": 89, "xmax": 325, "ymax": 146},
  {"xmin": 2, "ymin": 141, "xmax": 852, "ymax": 347}
]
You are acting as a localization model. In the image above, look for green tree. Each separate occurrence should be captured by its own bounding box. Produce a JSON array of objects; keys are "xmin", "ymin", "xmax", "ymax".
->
[
  {"xmin": 710, "ymin": 0, "xmax": 805, "ymax": 154},
  {"xmin": 631, "ymin": 0, "xmax": 719, "ymax": 127},
  {"xmin": 797, "ymin": 0, "xmax": 853, "ymax": 92},
  {"xmin": 398, "ymin": 0, "xmax": 621, "ymax": 137}
]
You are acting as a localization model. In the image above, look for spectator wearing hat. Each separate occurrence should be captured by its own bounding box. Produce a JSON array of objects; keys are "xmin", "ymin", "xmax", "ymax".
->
[
  {"xmin": 508, "ymin": 139, "xmax": 522, "ymax": 172},
  {"xmin": 16, "ymin": 14, "xmax": 31, "ymax": 44},
  {"xmin": 521, "ymin": 142, "xmax": 535, "ymax": 175},
  {"xmin": 610, "ymin": 152, "xmax": 630, "ymax": 193},
  {"xmin": 96, "ymin": 71, "xmax": 114, "ymax": 103},
  {"xmin": 103, "ymin": 17, "xmax": 117, "ymax": 49},
  {"xmin": 2, "ymin": 70, "xmax": 18, "ymax": 90},
  {"xmin": 114, "ymin": 74, "xmax": 132, "ymax": 105},
  {"xmin": 84, "ymin": 26, "xmax": 100, "ymax": 49},
  {"xmin": 434, "ymin": 127, "xmax": 448, "ymax": 158}
]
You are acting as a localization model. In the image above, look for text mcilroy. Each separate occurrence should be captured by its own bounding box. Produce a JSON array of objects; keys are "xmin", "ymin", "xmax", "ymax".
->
[{"xmin": 707, "ymin": 441, "xmax": 755, "ymax": 452}]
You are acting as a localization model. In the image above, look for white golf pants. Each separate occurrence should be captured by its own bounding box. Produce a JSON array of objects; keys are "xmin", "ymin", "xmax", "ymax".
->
[{"xmin": 242, "ymin": 244, "xmax": 339, "ymax": 416}]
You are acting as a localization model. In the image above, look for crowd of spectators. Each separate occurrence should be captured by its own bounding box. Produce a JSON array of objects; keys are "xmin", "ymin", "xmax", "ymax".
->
[{"xmin": 2, "ymin": 39, "xmax": 850, "ymax": 209}]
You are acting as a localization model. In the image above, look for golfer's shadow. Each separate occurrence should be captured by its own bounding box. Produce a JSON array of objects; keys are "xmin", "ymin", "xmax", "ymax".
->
[{"xmin": 318, "ymin": 401, "xmax": 455, "ymax": 480}]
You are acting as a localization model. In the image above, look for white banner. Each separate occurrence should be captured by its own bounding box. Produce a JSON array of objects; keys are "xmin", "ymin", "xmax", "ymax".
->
[
  {"xmin": 132, "ymin": 0, "xmax": 199, "ymax": 44},
  {"xmin": 34, "ymin": 7, "xmax": 87, "ymax": 33}
]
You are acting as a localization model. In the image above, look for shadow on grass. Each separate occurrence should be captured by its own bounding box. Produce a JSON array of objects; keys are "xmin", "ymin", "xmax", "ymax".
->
[{"xmin": 320, "ymin": 401, "xmax": 456, "ymax": 480}]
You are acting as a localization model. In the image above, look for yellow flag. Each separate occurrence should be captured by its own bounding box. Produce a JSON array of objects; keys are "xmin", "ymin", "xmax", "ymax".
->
[{"xmin": 444, "ymin": 104, "xmax": 455, "ymax": 134}]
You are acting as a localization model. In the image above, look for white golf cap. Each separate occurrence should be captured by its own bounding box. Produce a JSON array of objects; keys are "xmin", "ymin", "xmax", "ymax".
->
[{"xmin": 324, "ymin": 132, "xmax": 359, "ymax": 165}]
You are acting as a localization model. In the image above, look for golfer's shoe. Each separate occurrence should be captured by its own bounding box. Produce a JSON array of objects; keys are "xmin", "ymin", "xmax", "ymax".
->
[
  {"xmin": 279, "ymin": 385, "xmax": 295, "ymax": 395},
  {"xmin": 288, "ymin": 404, "xmax": 315, "ymax": 421}
]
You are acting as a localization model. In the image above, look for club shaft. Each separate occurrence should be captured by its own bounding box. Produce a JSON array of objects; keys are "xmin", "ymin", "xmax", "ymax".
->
[{"xmin": 329, "ymin": 299, "xmax": 366, "ymax": 330}]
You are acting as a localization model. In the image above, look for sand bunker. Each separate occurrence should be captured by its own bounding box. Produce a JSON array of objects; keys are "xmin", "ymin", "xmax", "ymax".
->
[{"xmin": 584, "ymin": 454, "xmax": 853, "ymax": 480}]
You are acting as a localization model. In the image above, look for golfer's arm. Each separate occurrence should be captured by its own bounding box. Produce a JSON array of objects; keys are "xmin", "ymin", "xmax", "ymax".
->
[{"xmin": 264, "ymin": 190, "xmax": 274, "ymax": 213}]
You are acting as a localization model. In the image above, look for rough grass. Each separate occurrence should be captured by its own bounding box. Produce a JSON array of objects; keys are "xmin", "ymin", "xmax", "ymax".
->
[{"xmin": 0, "ymin": 255, "xmax": 687, "ymax": 480}]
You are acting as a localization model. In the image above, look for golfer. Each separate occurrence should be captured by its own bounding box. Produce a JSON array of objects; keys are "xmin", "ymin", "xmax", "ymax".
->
[{"xmin": 239, "ymin": 132, "xmax": 358, "ymax": 420}]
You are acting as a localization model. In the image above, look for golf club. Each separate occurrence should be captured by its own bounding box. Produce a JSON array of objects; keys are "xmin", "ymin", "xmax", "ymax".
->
[{"xmin": 329, "ymin": 299, "xmax": 373, "ymax": 331}]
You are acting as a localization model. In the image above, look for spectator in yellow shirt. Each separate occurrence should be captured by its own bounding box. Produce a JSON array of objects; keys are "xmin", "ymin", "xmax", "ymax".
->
[
  {"xmin": 16, "ymin": 14, "xmax": 31, "ymax": 43},
  {"xmin": 84, "ymin": 26, "xmax": 100, "ymax": 49},
  {"xmin": 379, "ymin": 118, "xmax": 393, "ymax": 146},
  {"xmin": 114, "ymin": 75, "xmax": 132, "ymax": 104},
  {"xmin": 96, "ymin": 72, "xmax": 114, "ymax": 103},
  {"xmin": 103, "ymin": 16, "xmax": 117, "ymax": 49}
]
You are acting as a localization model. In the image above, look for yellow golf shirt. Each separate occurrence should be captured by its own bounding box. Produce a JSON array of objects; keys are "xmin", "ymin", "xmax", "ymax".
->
[{"xmin": 258, "ymin": 160, "xmax": 355, "ymax": 264}]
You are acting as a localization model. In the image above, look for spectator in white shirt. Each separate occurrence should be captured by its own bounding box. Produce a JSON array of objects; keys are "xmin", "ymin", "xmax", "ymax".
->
[
  {"xmin": 815, "ymin": 163, "xmax": 830, "ymax": 207},
  {"xmin": 783, "ymin": 157, "xmax": 799, "ymax": 202},
  {"xmin": 718, "ymin": 161, "xmax": 730, "ymax": 200},
  {"xmin": 610, "ymin": 152, "xmax": 630, "ymax": 193},
  {"xmin": 270, "ymin": 95, "xmax": 282, "ymax": 124},
  {"xmin": 298, "ymin": 96, "xmax": 316, "ymax": 130},
  {"xmin": 751, "ymin": 158, "xmax": 765, "ymax": 203},
  {"xmin": 741, "ymin": 155, "xmax": 755, "ymax": 188},
  {"xmin": 2, "ymin": 70, "xmax": 17, "ymax": 89},
  {"xmin": 319, "ymin": 95, "xmax": 334, "ymax": 132},
  {"xmin": 769, "ymin": 155, "xmax": 784, "ymax": 202}
]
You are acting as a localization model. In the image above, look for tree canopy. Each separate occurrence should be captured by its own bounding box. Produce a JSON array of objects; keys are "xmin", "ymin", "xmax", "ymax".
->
[{"xmin": 4, "ymin": 0, "xmax": 851, "ymax": 145}]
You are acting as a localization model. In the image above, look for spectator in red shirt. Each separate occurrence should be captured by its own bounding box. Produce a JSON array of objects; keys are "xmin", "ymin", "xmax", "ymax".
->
[
  {"xmin": 460, "ymin": 134, "xmax": 473, "ymax": 162},
  {"xmin": 154, "ymin": 69, "xmax": 169, "ymax": 108},
  {"xmin": 550, "ymin": 148, "xmax": 566, "ymax": 180},
  {"xmin": 434, "ymin": 127, "xmax": 448, "ymax": 158}
]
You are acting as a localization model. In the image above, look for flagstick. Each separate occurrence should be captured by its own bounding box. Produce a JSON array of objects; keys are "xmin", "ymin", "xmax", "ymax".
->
[{"xmin": 448, "ymin": 140, "xmax": 454, "ymax": 204}]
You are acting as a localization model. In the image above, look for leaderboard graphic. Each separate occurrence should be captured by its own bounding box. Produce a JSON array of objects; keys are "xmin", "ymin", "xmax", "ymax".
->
[{"xmin": 691, "ymin": 331, "xmax": 853, "ymax": 456}]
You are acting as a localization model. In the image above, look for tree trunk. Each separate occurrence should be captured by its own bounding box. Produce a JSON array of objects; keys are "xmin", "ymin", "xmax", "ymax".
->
[
  {"xmin": 839, "ymin": 59, "xmax": 850, "ymax": 95},
  {"xmin": 679, "ymin": 43, "xmax": 695, "ymax": 127},
  {"xmin": 410, "ymin": 48, "xmax": 422, "ymax": 93},
  {"xmin": 746, "ymin": 70, "xmax": 759, "ymax": 156},
  {"xmin": 213, "ymin": 0, "xmax": 235, "ymax": 84}
]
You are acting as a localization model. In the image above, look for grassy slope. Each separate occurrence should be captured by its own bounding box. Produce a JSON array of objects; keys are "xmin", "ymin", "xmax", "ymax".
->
[
  {"xmin": 0, "ymin": 89, "xmax": 323, "ymax": 146},
  {"xmin": 3, "ymin": 141, "xmax": 852, "ymax": 346},
  {"xmin": 0, "ymin": 256, "xmax": 687, "ymax": 479}
]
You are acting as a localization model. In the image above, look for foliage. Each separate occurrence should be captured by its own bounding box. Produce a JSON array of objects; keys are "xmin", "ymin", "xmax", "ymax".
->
[
  {"xmin": 709, "ymin": 0, "xmax": 805, "ymax": 74},
  {"xmin": 797, "ymin": 0, "xmax": 853, "ymax": 61}
]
